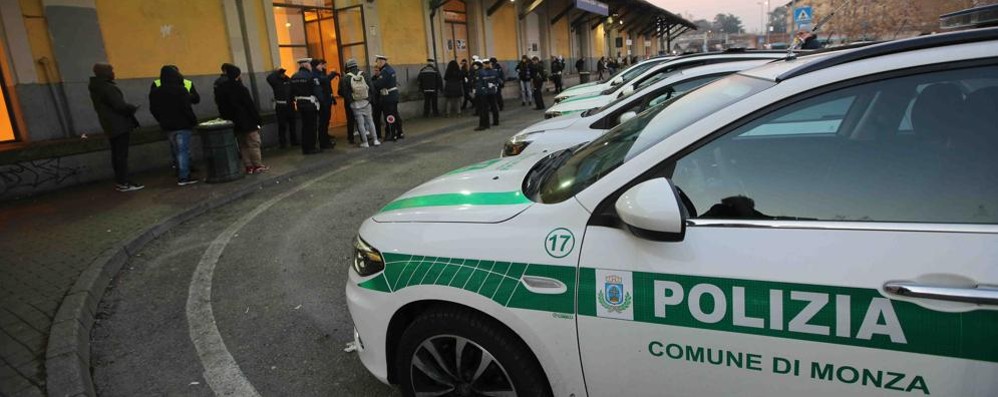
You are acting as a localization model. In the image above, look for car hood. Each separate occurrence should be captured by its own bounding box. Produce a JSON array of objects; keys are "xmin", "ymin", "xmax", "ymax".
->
[
  {"xmin": 549, "ymin": 94, "xmax": 611, "ymax": 113},
  {"xmin": 373, "ymin": 155, "xmax": 544, "ymax": 223},
  {"xmin": 557, "ymin": 82, "xmax": 607, "ymax": 99},
  {"xmin": 515, "ymin": 113, "xmax": 584, "ymax": 136}
]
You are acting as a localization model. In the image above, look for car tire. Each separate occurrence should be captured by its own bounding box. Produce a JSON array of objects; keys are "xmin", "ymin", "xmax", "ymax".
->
[{"xmin": 395, "ymin": 306, "xmax": 552, "ymax": 397}]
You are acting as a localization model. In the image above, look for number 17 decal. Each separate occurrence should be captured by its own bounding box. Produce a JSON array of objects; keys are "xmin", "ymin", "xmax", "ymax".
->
[{"xmin": 545, "ymin": 228, "xmax": 576, "ymax": 258}]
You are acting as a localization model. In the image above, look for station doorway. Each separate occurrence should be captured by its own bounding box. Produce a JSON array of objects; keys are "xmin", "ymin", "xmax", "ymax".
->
[
  {"xmin": 442, "ymin": 0, "xmax": 470, "ymax": 62},
  {"xmin": 273, "ymin": 2, "xmax": 367, "ymax": 131}
]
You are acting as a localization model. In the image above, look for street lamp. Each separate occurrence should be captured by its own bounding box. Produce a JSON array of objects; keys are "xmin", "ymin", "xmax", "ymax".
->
[{"xmin": 757, "ymin": 0, "xmax": 770, "ymax": 46}]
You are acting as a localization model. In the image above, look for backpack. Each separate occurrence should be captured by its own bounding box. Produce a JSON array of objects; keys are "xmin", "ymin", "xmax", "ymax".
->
[{"xmin": 348, "ymin": 72, "xmax": 369, "ymax": 101}]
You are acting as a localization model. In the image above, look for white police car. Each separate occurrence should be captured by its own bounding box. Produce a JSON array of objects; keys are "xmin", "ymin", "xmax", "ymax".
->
[
  {"xmin": 553, "ymin": 56, "xmax": 672, "ymax": 104},
  {"xmin": 503, "ymin": 60, "xmax": 772, "ymax": 158},
  {"xmin": 347, "ymin": 27, "xmax": 998, "ymax": 396},
  {"xmin": 545, "ymin": 51, "xmax": 787, "ymax": 119}
]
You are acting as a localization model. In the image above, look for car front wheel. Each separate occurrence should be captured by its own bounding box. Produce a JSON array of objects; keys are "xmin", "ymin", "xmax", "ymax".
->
[{"xmin": 395, "ymin": 306, "xmax": 551, "ymax": 397}]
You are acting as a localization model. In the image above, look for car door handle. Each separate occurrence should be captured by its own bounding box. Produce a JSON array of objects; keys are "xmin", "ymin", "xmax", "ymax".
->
[
  {"xmin": 520, "ymin": 276, "xmax": 567, "ymax": 295},
  {"xmin": 883, "ymin": 281, "xmax": 998, "ymax": 305}
]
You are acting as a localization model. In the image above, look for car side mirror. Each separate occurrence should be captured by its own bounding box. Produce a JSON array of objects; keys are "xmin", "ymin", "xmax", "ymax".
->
[
  {"xmin": 622, "ymin": 85, "xmax": 635, "ymax": 96},
  {"xmin": 619, "ymin": 111, "xmax": 638, "ymax": 124},
  {"xmin": 611, "ymin": 76, "xmax": 623, "ymax": 86},
  {"xmin": 615, "ymin": 178, "xmax": 686, "ymax": 242}
]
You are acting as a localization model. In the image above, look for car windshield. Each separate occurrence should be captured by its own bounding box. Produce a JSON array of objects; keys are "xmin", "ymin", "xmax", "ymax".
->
[{"xmin": 534, "ymin": 74, "xmax": 775, "ymax": 203}]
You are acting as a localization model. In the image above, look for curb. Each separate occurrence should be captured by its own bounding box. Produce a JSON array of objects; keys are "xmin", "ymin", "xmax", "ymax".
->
[{"xmin": 43, "ymin": 116, "xmax": 480, "ymax": 397}]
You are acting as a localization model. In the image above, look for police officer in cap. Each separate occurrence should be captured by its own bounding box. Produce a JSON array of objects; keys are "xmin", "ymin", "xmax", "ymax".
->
[
  {"xmin": 474, "ymin": 59, "xmax": 500, "ymax": 131},
  {"xmin": 291, "ymin": 57, "xmax": 323, "ymax": 154},
  {"xmin": 372, "ymin": 54, "xmax": 404, "ymax": 140},
  {"xmin": 418, "ymin": 58, "xmax": 443, "ymax": 117}
]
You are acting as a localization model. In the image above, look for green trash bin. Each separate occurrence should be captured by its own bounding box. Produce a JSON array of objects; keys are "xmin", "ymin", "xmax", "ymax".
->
[
  {"xmin": 579, "ymin": 72, "xmax": 591, "ymax": 84},
  {"xmin": 197, "ymin": 119, "xmax": 244, "ymax": 183}
]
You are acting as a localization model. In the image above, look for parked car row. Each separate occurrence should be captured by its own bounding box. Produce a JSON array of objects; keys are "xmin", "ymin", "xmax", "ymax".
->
[{"xmin": 347, "ymin": 7, "xmax": 998, "ymax": 396}]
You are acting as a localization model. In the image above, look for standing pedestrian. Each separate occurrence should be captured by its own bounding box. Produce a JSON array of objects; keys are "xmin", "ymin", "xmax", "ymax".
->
[
  {"xmin": 215, "ymin": 65, "xmax": 268, "ymax": 174},
  {"xmin": 418, "ymin": 58, "xmax": 443, "ymax": 117},
  {"xmin": 213, "ymin": 63, "xmax": 235, "ymax": 111},
  {"xmin": 290, "ymin": 58, "xmax": 323, "ymax": 154},
  {"xmin": 340, "ymin": 58, "xmax": 380, "ymax": 148},
  {"xmin": 373, "ymin": 55, "xmax": 404, "ymax": 140},
  {"xmin": 550, "ymin": 55, "xmax": 565, "ymax": 94},
  {"xmin": 575, "ymin": 57, "xmax": 585, "ymax": 73},
  {"xmin": 460, "ymin": 59, "xmax": 474, "ymax": 113},
  {"xmin": 312, "ymin": 59, "xmax": 336, "ymax": 149},
  {"xmin": 515, "ymin": 55, "xmax": 533, "ymax": 106},
  {"xmin": 149, "ymin": 65, "xmax": 199, "ymax": 186},
  {"xmin": 266, "ymin": 68, "xmax": 298, "ymax": 148},
  {"xmin": 596, "ymin": 56, "xmax": 606, "ymax": 80},
  {"xmin": 443, "ymin": 60, "xmax": 463, "ymax": 117},
  {"xmin": 89, "ymin": 63, "xmax": 143, "ymax": 192},
  {"xmin": 474, "ymin": 60, "xmax": 499, "ymax": 131},
  {"xmin": 530, "ymin": 56, "xmax": 547, "ymax": 110},
  {"xmin": 489, "ymin": 57, "xmax": 505, "ymax": 111},
  {"xmin": 150, "ymin": 65, "xmax": 200, "ymax": 178},
  {"xmin": 468, "ymin": 61, "xmax": 482, "ymax": 117}
]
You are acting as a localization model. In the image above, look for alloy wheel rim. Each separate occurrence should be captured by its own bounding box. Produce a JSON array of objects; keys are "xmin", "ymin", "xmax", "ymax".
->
[{"xmin": 409, "ymin": 334, "xmax": 516, "ymax": 397}]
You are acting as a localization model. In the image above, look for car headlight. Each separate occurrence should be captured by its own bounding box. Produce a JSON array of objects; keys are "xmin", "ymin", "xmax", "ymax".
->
[
  {"xmin": 554, "ymin": 96, "xmax": 565, "ymax": 104},
  {"xmin": 545, "ymin": 111, "xmax": 561, "ymax": 119},
  {"xmin": 502, "ymin": 139, "xmax": 533, "ymax": 157},
  {"xmin": 353, "ymin": 236, "xmax": 385, "ymax": 277}
]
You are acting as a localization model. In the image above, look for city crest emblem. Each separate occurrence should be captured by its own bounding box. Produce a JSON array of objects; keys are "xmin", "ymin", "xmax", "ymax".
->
[{"xmin": 598, "ymin": 274, "xmax": 632, "ymax": 313}]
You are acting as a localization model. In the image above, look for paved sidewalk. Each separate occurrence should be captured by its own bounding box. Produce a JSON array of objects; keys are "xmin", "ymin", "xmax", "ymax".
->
[{"xmin": 0, "ymin": 109, "xmax": 499, "ymax": 396}]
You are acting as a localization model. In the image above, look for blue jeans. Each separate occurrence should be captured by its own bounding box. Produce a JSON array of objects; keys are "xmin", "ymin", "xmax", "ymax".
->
[{"xmin": 168, "ymin": 129, "xmax": 192, "ymax": 180}]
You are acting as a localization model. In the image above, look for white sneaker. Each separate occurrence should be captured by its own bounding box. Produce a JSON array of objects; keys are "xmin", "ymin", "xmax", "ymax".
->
[
  {"xmin": 373, "ymin": 140, "xmax": 381, "ymax": 146},
  {"xmin": 359, "ymin": 143, "xmax": 370, "ymax": 148}
]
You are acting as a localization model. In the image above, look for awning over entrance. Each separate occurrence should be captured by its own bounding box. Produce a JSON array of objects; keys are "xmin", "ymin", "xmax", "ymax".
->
[{"xmin": 559, "ymin": 0, "xmax": 697, "ymax": 43}]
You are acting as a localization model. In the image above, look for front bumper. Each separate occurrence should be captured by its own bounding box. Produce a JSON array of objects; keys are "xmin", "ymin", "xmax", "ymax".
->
[{"xmin": 345, "ymin": 270, "xmax": 394, "ymax": 385}]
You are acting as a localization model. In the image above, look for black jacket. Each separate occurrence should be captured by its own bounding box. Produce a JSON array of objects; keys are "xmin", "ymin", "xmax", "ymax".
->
[
  {"xmin": 88, "ymin": 76, "xmax": 139, "ymax": 137},
  {"xmin": 149, "ymin": 66, "xmax": 199, "ymax": 131},
  {"xmin": 215, "ymin": 79, "xmax": 262, "ymax": 134},
  {"xmin": 266, "ymin": 70, "xmax": 293, "ymax": 103},
  {"xmin": 443, "ymin": 68, "xmax": 464, "ymax": 98},
  {"xmin": 418, "ymin": 65, "xmax": 443, "ymax": 92}
]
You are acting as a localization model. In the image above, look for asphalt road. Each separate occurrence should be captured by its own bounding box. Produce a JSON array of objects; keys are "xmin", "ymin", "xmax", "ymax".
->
[{"xmin": 91, "ymin": 108, "xmax": 546, "ymax": 396}]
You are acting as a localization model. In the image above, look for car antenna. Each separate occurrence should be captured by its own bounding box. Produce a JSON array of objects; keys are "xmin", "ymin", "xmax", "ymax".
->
[{"xmin": 787, "ymin": 0, "xmax": 855, "ymax": 59}]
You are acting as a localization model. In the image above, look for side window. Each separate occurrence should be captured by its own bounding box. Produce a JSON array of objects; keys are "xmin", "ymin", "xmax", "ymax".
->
[
  {"xmin": 647, "ymin": 75, "xmax": 724, "ymax": 108},
  {"xmin": 672, "ymin": 65, "xmax": 998, "ymax": 224}
]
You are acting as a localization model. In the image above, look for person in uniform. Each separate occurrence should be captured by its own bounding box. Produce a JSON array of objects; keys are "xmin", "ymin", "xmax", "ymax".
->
[
  {"xmin": 418, "ymin": 58, "xmax": 443, "ymax": 117},
  {"xmin": 474, "ymin": 59, "xmax": 499, "ymax": 131},
  {"xmin": 290, "ymin": 57, "xmax": 323, "ymax": 154},
  {"xmin": 530, "ymin": 56, "xmax": 547, "ymax": 110},
  {"xmin": 550, "ymin": 56, "xmax": 565, "ymax": 94},
  {"xmin": 266, "ymin": 67, "xmax": 298, "ymax": 148},
  {"xmin": 312, "ymin": 58, "xmax": 337, "ymax": 149},
  {"xmin": 372, "ymin": 55, "xmax": 404, "ymax": 140},
  {"xmin": 489, "ymin": 57, "xmax": 505, "ymax": 111}
]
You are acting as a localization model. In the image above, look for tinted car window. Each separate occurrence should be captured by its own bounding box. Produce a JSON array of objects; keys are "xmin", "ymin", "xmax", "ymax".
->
[{"xmin": 672, "ymin": 65, "xmax": 998, "ymax": 224}]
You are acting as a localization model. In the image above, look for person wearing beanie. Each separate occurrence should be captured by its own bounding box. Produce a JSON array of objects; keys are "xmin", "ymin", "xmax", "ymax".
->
[
  {"xmin": 149, "ymin": 65, "xmax": 200, "ymax": 186},
  {"xmin": 339, "ymin": 58, "xmax": 380, "ymax": 148},
  {"xmin": 550, "ymin": 55, "xmax": 565, "ymax": 94},
  {"xmin": 215, "ymin": 65, "xmax": 269, "ymax": 174},
  {"xmin": 290, "ymin": 57, "xmax": 323, "ymax": 154},
  {"xmin": 88, "ymin": 62, "xmax": 143, "ymax": 192},
  {"xmin": 418, "ymin": 58, "xmax": 443, "ymax": 118},
  {"xmin": 529, "ymin": 56, "xmax": 547, "ymax": 110}
]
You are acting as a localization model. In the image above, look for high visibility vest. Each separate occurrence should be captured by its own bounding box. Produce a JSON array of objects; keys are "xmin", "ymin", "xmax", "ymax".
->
[{"xmin": 154, "ymin": 79, "xmax": 193, "ymax": 92}]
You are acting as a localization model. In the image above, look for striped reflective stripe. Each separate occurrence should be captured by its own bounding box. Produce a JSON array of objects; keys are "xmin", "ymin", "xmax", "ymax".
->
[{"xmin": 153, "ymin": 79, "xmax": 194, "ymax": 92}]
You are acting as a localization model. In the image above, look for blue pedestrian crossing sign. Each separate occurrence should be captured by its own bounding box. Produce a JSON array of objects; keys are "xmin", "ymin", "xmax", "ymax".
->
[{"xmin": 794, "ymin": 6, "xmax": 813, "ymax": 27}]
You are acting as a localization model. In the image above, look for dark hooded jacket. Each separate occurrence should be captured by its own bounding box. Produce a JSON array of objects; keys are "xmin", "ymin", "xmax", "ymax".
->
[
  {"xmin": 88, "ymin": 71, "xmax": 139, "ymax": 137},
  {"xmin": 215, "ymin": 66, "xmax": 262, "ymax": 134},
  {"xmin": 149, "ymin": 66, "xmax": 199, "ymax": 131}
]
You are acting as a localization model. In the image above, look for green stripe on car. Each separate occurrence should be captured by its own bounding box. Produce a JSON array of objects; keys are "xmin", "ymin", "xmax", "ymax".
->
[
  {"xmin": 360, "ymin": 257, "xmax": 998, "ymax": 363},
  {"xmin": 379, "ymin": 191, "xmax": 530, "ymax": 212}
]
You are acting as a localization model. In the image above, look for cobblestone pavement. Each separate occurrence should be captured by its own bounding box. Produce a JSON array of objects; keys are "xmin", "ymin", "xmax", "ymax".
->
[{"xmin": 0, "ymin": 109, "xmax": 500, "ymax": 396}]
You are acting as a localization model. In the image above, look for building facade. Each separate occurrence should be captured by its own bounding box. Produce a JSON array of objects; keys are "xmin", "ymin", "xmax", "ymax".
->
[{"xmin": 0, "ymin": 0, "xmax": 689, "ymax": 198}]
